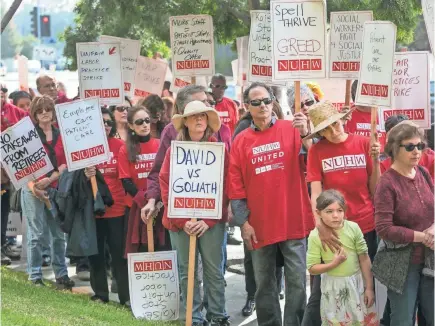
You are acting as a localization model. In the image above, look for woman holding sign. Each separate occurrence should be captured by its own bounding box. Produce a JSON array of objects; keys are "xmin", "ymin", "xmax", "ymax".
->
[
  {"xmin": 109, "ymin": 96, "xmax": 133, "ymax": 142},
  {"xmin": 159, "ymin": 101, "xmax": 230, "ymax": 326},
  {"xmin": 21, "ymin": 95, "xmax": 74, "ymax": 289}
]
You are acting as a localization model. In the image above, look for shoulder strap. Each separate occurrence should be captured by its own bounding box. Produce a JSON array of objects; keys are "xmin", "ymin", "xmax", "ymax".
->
[{"xmin": 418, "ymin": 165, "xmax": 434, "ymax": 194}]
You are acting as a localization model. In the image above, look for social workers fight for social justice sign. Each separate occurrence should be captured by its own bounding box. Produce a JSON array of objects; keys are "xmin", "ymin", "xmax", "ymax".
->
[
  {"xmin": 99, "ymin": 36, "xmax": 140, "ymax": 98},
  {"xmin": 355, "ymin": 21, "xmax": 397, "ymax": 107},
  {"xmin": 422, "ymin": 0, "xmax": 434, "ymax": 53},
  {"xmin": 328, "ymin": 11, "xmax": 373, "ymax": 79},
  {"xmin": 168, "ymin": 141, "xmax": 225, "ymax": 219},
  {"xmin": 133, "ymin": 56, "xmax": 167, "ymax": 98},
  {"xmin": 170, "ymin": 15, "xmax": 215, "ymax": 77},
  {"xmin": 271, "ymin": 0, "xmax": 327, "ymax": 82},
  {"xmin": 55, "ymin": 97, "xmax": 110, "ymax": 171},
  {"xmin": 128, "ymin": 251, "xmax": 180, "ymax": 321},
  {"xmin": 0, "ymin": 117, "xmax": 54, "ymax": 189},
  {"xmin": 379, "ymin": 52, "xmax": 432, "ymax": 130},
  {"xmin": 76, "ymin": 42, "xmax": 124, "ymax": 106}
]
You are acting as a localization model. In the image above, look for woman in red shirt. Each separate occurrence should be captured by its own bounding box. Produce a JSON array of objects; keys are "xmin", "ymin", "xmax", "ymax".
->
[
  {"xmin": 159, "ymin": 100, "xmax": 229, "ymax": 326},
  {"xmin": 84, "ymin": 107, "xmax": 129, "ymax": 305},
  {"xmin": 21, "ymin": 95, "xmax": 74, "ymax": 289}
]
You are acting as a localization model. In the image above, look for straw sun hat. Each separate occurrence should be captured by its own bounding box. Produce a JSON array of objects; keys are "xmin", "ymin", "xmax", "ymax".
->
[
  {"xmin": 172, "ymin": 100, "xmax": 221, "ymax": 132},
  {"xmin": 303, "ymin": 101, "xmax": 354, "ymax": 140}
]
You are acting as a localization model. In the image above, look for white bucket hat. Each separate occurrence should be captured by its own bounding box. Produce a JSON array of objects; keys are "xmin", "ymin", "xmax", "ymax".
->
[{"xmin": 172, "ymin": 100, "xmax": 221, "ymax": 133}]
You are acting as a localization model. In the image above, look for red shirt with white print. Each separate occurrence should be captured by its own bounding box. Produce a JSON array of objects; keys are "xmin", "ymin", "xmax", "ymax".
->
[
  {"xmin": 215, "ymin": 97, "xmax": 238, "ymax": 135},
  {"xmin": 97, "ymin": 137, "xmax": 126, "ymax": 217},
  {"xmin": 118, "ymin": 138, "xmax": 159, "ymax": 207},
  {"xmin": 307, "ymin": 134, "xmax": 375, "ymax": 234}
]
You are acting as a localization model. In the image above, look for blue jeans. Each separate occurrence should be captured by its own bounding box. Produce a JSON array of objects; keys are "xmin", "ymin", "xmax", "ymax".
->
[
  {"xmin": 21, "ymin": 186, "xmax": 68, "ymax": 281},
  {"xmin": 252, "ymin": 239, "xmax": 307, "ymax": 326},
  {"xmin": 388, "ymin": 263, "xmax": 434, "ymax": 326},
  {"xmin": 169, "ymin": 222, "xmax": 227, "ymax": 323}
]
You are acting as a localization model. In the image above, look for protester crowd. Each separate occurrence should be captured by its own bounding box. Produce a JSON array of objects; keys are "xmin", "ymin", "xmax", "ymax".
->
[{"xmin": 1, "ymin": 71, "xmax": 434, "ymax": 326}]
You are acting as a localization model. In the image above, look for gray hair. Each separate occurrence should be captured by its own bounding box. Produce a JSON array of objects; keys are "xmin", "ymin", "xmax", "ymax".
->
[
  {"xmin": 384, "ymin": 121, "xmax": 426, "ymax": 160},
  {"xmin": 286, "ymin": 83, "xmax": 315, "ymax": 113},
  {"xmin": 174, "ymin": 85, "xmax": 206, "ymax": 115}
]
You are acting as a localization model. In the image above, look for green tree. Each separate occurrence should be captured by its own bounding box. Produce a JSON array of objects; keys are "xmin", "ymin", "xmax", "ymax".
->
[{"xmin": 1, "ymin": 23, "xmax": 20, "ymax": 58}]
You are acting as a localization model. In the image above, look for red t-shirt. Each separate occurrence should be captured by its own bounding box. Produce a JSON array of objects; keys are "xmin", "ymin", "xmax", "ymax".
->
[
  {"xmin": 228, "ymin": 120, "xmax": 314, "ymax": 249},
  {"xmin": 97, "ymin": 137, "xmax": 126, "ymax": 218},
  {"xmin": 344, "ymin": 108, "xmax": 386, "ymax": 151},
  {"xmin": 215, "ymin": 97, "xmax": 238, "ymax": 135},
  {"xmin": 381, "ymin": 148, "xmax": 435, "ymax": 180},
  {"xmin": 1, "ymin": 102, "xmax": 28, "ymax": 131},
  {"xmin": 307, "ymin": 134, "xmax": 375, "ymax": 234},
  {"xmin": 118, "ymin": 138, "xmax": 160, "ymax": 207}
]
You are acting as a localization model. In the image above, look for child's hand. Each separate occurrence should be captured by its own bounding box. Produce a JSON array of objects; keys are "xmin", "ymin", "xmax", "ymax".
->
[
  {"xmin": 332, "ymin": 247, "xmax": 347, "ymax": 266},
  {"xmin": 364, "ymin": 288, "xmax": 375, "ymax": 308}
]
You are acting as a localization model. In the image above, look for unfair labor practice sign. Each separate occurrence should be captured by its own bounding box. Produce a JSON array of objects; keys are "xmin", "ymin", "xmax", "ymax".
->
[{"xmin": 168, "ymin": 141, "xmax": 224, "ymax": 219}]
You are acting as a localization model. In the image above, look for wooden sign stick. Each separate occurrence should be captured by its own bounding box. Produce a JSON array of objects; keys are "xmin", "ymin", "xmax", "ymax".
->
[
  {"xmin": 294, "ymin": 81, "xmax": 301, "ymax": 113},
  {"xmin": 344, "ymin": 80, "xmax": 352, "ymax": 107},
  {"xmin": 370, "ymin": 107, "xmax": 379, "ymax": 161},
  {"xmin": 90, "ymin": 176, "xmax": 98, "ymax": 200},
  {"xmin": 185, "ymin": 217, "xmax": 197, "ymax": 326},
  {"xmin": 146, "ymin": 202, "xmax": 163, "ymax": 253}
]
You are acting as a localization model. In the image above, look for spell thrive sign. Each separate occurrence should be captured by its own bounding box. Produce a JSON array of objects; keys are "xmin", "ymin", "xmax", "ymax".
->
[
  {"xmin": 55, "ymin": 97, "xmax": 110, "ymax": 171},
  {"xmin": 168, "ymin": 141, "xmax": 224, "ymax": 219},
  {"xmin": 0, "ymin": 117, "xmax": 53, "ymax": 189},
  {"xmin": 328, "ymin": 11, "xmax": 373, "ymax": 79}
]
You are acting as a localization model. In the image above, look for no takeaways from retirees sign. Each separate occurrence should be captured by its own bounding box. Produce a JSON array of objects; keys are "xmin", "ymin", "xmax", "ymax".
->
[{"xmin": 55, "ymin": 97, "xmax": 110, "ymax": 171}]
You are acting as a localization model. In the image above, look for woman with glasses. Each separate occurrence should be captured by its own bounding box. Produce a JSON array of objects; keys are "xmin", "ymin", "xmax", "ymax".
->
[
  {"xmin": 21, "ymin": 95, "xmax": 74, "ymax": 289},
  {"xmin": 137, "ymin": 95, "xmax": 167, "ymax": 139},
  {"xmin": 83, "ymin": 107, "xmax": 129, "ymax": 305},
  {"xmin": 109, "ymin": 96, "xmax": 132, "ymax": 142},
  {"xmin": 374, "ymin": 121, "xmax": 434, "ymax": 326}
]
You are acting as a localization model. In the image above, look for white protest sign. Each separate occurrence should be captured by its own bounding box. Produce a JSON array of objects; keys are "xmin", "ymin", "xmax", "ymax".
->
[
  {"xmin": 379, "ymin": 52, "xmax": 431, "ymax": 130},
  {"xmin": 55, "ymin": 97, "xmax": 110, "ymax": 171},
  {"xmin": 100, "ymin": 36, "xmax": 141, "ymax": 98},
  {"xmin": 328, "ymin": 11, "xmax": 373, "ymax": 79},
  {"xmin": 355, "ymin": 21, "xmax": 397, "ymax": 107},
  {"xmin": 0, "ymin": 117, "xmax": 54, "ymax": 190},
  {"xmin": 6, "ymin": 212, "xmax": 22, "ymax": 237},
  {"xmin": 423, "ymin": 0, "xmax": 435, "ymax": 54},
  {"xmin": 168, "ymin": 141, "xmax": 225, "ymax": 219},
  {"xmin": 271, "ymin": 0, "xmax": 327, "ymax": 82},
  {"xmin": 33, "ymin": 45, "xmax": 56, "ymax": 61},
  {"xmin": 169, "ymin": 76, "xmax": 209, "ymax": 93},
  {"xmin": 236, "ymin": 36, "xmax": 249, "ymax": 86},
  {"xmin": 128, "ymin": 251, "xmax": 179, "ymax": 321},
  {"xmin": 170, "ymin": 15, "xmax": 215, "ymax": 76},
  {"xmin": 231, "ymin": 59, "xmax": 239, "ymax": 85},
  {"xmin": 76, "ymin": 42, "xmax": 123, "ymax": 106},
  {"xmin": 133, "ymin": 56, "xmax": 167, "ymax": 98},
  {"xmin": 18, "ymin": 55, "xmax": 29, "ymax": 91}
]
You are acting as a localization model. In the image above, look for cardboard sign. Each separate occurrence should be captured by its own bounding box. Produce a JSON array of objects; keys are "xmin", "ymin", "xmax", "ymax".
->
[
  {"xmin": 169, "ymin": 76, "xmax": 209, "ymax": 93},
  {"xmin": 6, "ymin": 212, "xmax": 21, "ymax": 237},
  {"xmin": 355, "ymin": 21, "xmax": 397, "ymax": 107},
  {"xmin": 423, "ymin": 0, "xmax": 435, "ymax": 54},
  {"xmin": 170, "ymin": 15, "xmax": 215, "ymax": 76},
  {"xmin": 18, "ymin": 55, "xmax": 29, "ymax": 91},
  {"xmin": 379, "ymin": 52, "xmax": 431, "ymax": 130},
  {"xmin": 271, "ymin": 0, "xmax": 327, "ymax": 82},
  {"xmin": 76, "ymin": 42, "xmax": 124, "ymax": 106},
  {"xmin": 0, "ymin": 117, "xmax": 54, "ymax": 189},
  {"xmin": 128, "ymin": 251, "xmax": 179, "ymax": 321},
  {"xmin": 99, "ymin": 36, "xmax": 141, "ymax": 98},
  {"xmin": 133, "ymin": 56, "xmax": 167, "ymax": 98},
  {"xmin": 328, "ymin": 11, "xmax": 373, "ymax": 79},
  {"xmin": 231, "ymin": 59, "xmax": 239, "ymax": 85},
  {"xmin": 55, "ymin": 98, "xmax": 110, "ymax": 171},
  {"xmin": 168, "ymin": 141, "xmax": 224, "ymax": 219},
  {"xmin": 236, "ymin": 36, "xmax": 249, "ymax": 86}
]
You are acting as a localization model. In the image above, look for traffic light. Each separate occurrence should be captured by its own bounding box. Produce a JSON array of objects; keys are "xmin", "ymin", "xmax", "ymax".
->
[
  {"xmin": 40, "ymin": 15, "xmax": 51, "ymax": 37},
  {"xmin": 30, "ymin": 7, "xmax": 38, "ymax": 37}
]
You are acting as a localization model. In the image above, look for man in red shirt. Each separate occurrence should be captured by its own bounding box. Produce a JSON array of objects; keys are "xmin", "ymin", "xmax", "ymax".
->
[
  {"xmin": 345, "ymin": 80, "xmax": 386, "ymax": 150},
  {"xmin": 229, "ymin": 82, "xmax": 314, "ymax": 326},
  {"xmin": 210, "ymin": 74, "xmax": 238, "ymax": 135}
]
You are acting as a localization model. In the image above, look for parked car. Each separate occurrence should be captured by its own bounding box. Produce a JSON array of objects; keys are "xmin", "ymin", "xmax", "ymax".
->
[{"xmin": 0, "ymin": 61, "xmax": 7, "ymax": 76}]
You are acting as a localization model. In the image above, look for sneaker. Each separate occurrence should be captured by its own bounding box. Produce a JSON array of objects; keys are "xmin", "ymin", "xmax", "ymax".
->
[
  {"xmin": 111, "ymin": 278, "xmax": 118, "ymax": 293},
  {"xmin": 42, "ymin": 255, "xmax": 51, "ymax": 267},
  {"xmin": 31, "ymin": 279, "xmax": 46, "ymax": 287},
  {"xmin": 55, "ymin": 275, "xmax": 75, "ymax": 290},
  {"xmin": 2, "ymin": 244, "xmax": 20, "ymax": 260},
  {"xmin": 226, "ymin": 235, "xmax": 242, "ymax": 246},
  {"xmin": 210, "ymin": 317, "xmax": 230, "ymax": 326},
  {"xmin": 91, "ymin": 295, "xmax": 108, "ymax": 303},
  {"xmin": 1, "ymin": 252, "xmax": 11, "ymax": 265}
]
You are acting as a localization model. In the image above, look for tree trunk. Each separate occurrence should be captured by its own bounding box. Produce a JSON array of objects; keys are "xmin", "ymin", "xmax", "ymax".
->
[{"xmin": 1, "ymin": 0, "xmax": 23, "ymax": 34}]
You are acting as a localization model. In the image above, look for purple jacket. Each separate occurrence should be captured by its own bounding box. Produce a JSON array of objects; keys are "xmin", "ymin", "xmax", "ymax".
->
[{"xmin": 146, "ymin": 122, "xmax": 232, "ymax": 200}]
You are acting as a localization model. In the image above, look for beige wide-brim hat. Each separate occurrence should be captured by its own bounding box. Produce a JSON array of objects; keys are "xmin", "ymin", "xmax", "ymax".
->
[
  {"xmin": 303, "ymin": 101, "xmax": 354, "ymax": 140},
  {"xmin": 172, "ymin": 100, "xmax": 221, "ymax": 133}
]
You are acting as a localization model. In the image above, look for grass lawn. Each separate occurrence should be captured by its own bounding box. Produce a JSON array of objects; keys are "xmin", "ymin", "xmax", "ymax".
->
[{"xmin": 1, "ymin": 267, "xmax": 177, "ymax": 326}]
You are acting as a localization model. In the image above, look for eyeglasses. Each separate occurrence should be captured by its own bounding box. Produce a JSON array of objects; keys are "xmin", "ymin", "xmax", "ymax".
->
[
  {"xmin": 134, "ymin": 117, "xmax": 151, "ymax": 126},
  {"xmin": 103, "ymin": 119, "xmax": 114, "ymax": 127},
  {"xmin": 248, "ymin": 98, "xmax": 273, "ymax": 107},
  {"xmin": 35, "ymin": 107, "xmax": 53, "ymax": 114},
  {"xmin": 301, "ymin": 100, "xmax": 315, "ymax": 108},
  {"xmin": 115, "ymin": 106, "xmax": 129, "ymax": 113},
  {"xmin": 207, "ymin": 99, "xmax": 216, "ymax": 106},
  {"xmin": 400, "ymin": 142, "xmax": 426, "ymax": 152},
  {"xmin": 210, "ymin": 84, "xmax": 228, "ymax": 90}
]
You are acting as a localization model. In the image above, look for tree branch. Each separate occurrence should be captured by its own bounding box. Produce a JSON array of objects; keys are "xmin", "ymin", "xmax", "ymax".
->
[{"xmin": 1, "ymin": 0, "xmax": 23, "ymax": 34}]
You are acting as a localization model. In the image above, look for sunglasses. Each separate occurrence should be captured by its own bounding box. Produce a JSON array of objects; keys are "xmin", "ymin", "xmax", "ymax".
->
[
  {"xmin": 210, "ymin": 84, "xmax": 228, "ymax": 90},
  {"xmin": 249, "ymin": 98, "xmax": 273, "ymax": 107},
  {"xmin": 400, "ymin": 142, "xmax": 426, "ymax": 152},
  {"xmin": 36, "ymin": 107, "xmax": 53, "ymax": 114},
  {"xmin": 103, "ymin": 119, "xmax": 114, "ymax": 127},
  {"xmin": 134, "ymin": 117, "xmax": 151, "ymax": 126},
  {"xmin": 301, "ymin": 100, "xmax": 315, "ymax": 108},
  {"xmin": 207, "ymin": 99, "xmax": 216, "ymax": 106},
  {"xmin": 115, "ymin": 106, "xmax": 129, "ymax": 113}
]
